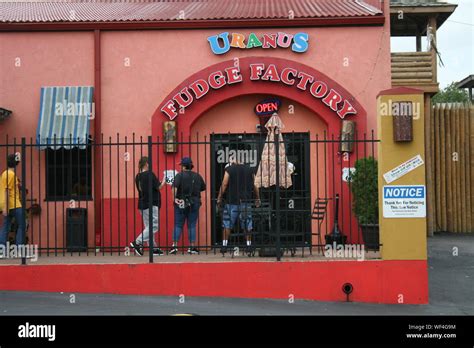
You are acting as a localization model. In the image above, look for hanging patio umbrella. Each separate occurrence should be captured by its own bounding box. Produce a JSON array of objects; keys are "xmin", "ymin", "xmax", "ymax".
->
[{"xmin": 255, "ymin": 113, "xmax": 292, "ymax": 189}]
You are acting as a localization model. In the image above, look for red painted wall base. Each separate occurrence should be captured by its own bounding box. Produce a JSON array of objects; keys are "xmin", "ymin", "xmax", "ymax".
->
[{"xmin": 0, "ymin": 260, "xmax": 428, "ymax": 304}]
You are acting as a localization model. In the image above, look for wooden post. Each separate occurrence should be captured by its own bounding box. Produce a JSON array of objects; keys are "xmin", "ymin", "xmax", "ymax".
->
[
  {"xmin": 416, "ymin": 28, "xmax": 422, "ymax": 52},
  {"xmin": 434, "ymin": 104, "xmax": 442, "ymax": 231},
  {"xmin": 452, "ymin": 105, "xmax": 457, "ymax": 233},
  {"xmin": 445, "ymin": 104, "xmax": 453, "ymax": 232},
  {"xmin": 455, "ymin": 105, "xmax": 461, "ymax": 232},
  {"xmin": 439, "ymin": 104, "xmax": 447, "ymax": 231},
  {"xmin": 469, "ymin": 105, "xmax": 474, "ymax": 231},
  {"xmin": 428, "ymin": 16, "xmax": 438, "ymax": 84},
  {"xmin": 459, "ymin": 105, "xmax": 469, "ymax": 232}
]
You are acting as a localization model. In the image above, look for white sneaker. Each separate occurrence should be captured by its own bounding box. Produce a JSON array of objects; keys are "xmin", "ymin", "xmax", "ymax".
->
[{"xmin": 170, "ymin": 247, "xmax": 178, "ymax": 255}]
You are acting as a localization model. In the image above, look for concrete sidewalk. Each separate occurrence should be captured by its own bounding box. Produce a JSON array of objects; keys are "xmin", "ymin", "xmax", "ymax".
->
[{"xmin": 0, "ymin": 233, "xmax": 472, "ymax": 315}]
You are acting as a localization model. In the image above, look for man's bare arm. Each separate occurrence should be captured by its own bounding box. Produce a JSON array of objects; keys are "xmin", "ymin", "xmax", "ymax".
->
[{"xmin": 217, "ymin": 172, "xmax": 230, "ymax": 202}]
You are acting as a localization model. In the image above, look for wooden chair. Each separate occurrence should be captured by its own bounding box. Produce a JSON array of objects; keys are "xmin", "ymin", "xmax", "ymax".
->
[{"xmin": 311, "ymin": 197, "xmax": 330, "ymax": 255}]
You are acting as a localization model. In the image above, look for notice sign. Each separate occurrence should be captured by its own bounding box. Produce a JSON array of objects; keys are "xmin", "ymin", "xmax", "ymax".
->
[
  {"xmin": 383, "ymin": 155, "xmax": 424, "ymax": 184},
  {"xmin": 383, "ymin": 185, "xmax": 426, "ymax": 218}
]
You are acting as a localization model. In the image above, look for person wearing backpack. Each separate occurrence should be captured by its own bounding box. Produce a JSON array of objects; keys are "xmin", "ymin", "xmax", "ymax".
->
[
  {"xmin": 170, "ymin": 157, "xmax": 206, "ymax": 255},
  {"xmin": 130, "ymin": 156, "xmax": 165, "ymax": 256}
]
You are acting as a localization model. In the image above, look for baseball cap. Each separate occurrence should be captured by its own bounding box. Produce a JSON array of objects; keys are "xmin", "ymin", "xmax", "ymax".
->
[{"xmin": 179, "ymin": 157, "xmax": 193, "ymax": 166}]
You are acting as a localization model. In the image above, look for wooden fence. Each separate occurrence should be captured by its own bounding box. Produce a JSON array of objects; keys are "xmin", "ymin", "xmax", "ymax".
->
[{"xmin": 426, "ymin": 103, "xmax": 473, "ymax": 234}]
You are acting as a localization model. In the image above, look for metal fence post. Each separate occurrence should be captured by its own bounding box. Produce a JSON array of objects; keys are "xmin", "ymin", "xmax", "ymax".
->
[
  {"xmin": 148, "ymin": 136, "xmax": 154, "ymax": 264},
  {"xmin": 21, "ymin": 138, "xmax": 27, "ymax": 265},
  {"xmin": 274, "ymin": 130, "xmax": 281, "ymax": 261}
]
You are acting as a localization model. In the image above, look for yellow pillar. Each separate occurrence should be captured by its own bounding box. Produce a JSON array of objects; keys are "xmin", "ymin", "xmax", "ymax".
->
[{"xmin": 377, "ymin": 88, "xmax": 427, "ymax": 260}]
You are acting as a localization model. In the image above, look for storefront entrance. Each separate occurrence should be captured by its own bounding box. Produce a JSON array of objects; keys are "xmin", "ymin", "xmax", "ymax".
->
[{"xmin": 210, "ymin": 132, "xmax": 311, "ymax": 246}]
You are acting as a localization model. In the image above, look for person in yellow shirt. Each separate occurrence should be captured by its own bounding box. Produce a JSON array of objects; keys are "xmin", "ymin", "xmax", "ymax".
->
[{"xmin": 0, "ymin": 154, "xmax": 25, "ymax": 248}]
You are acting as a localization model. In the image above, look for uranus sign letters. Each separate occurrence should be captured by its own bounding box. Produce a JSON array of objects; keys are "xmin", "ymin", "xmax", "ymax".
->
[{"xmin": 208, "ymin": 32, "xmax": 309, "ymax": 55}]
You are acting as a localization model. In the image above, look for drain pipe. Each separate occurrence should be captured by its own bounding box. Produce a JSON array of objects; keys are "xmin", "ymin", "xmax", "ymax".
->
[{"xmin": 93, "ymin": 29, "xmax": 102, "ymax": 249}]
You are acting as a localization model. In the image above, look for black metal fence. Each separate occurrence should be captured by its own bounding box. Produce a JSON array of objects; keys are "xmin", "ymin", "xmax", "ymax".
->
[{"xmin": 0, "ymin": 132, "xmax": 379, "ymax": 263}]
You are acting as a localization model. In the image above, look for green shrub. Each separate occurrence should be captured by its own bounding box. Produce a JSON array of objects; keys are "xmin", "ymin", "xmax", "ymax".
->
[
  {"xmin": 432, "ymin": 82, "xmax": 470, "ymax": 104},
  {"xmin": 349, "ymin": 157, "xmax": 379, "ymax": 225}
]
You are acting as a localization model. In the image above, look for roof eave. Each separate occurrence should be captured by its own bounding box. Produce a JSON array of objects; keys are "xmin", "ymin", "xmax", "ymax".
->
[
  {"xmin": 389, "ymin": 4, "xmax": 457, "ymax": 17},
  {"xmin": 389, "ymin": 4, "xmax": 457, "ymax": 36},
  {"xmin": 456, "ymin": 75, "xmax": 474, "ymax": 89},
  {"xmin": 0, "ymin": 16, "xmax": 385, "ymax": 32}
]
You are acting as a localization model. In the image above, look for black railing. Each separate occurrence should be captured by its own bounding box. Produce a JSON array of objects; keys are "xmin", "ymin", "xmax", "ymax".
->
[{"xmin": 0, "ymin": 132, "xmax": 380, "ymax": 263}]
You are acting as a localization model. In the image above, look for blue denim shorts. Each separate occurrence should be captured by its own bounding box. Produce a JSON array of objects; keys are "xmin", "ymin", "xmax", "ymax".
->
[{"xmin": 222, "ymin": 203, "xmax": 253, "ymax": 231}]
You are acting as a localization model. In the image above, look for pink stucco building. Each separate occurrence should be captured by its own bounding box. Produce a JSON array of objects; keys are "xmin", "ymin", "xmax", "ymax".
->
[{"xmin": 0, "ymin": 0, "xmax": 391, "ymax": 251}]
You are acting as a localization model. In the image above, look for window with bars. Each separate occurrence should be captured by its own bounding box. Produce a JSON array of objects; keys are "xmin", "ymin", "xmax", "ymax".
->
[{"xmin": 45, "ymin": 146, "xmax": 92, "ymax": 201}]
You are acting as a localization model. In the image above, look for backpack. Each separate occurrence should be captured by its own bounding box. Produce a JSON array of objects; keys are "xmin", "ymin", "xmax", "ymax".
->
[{"xmin": 179, "ymin": 171, "xmax": 196, "ymax": 208}]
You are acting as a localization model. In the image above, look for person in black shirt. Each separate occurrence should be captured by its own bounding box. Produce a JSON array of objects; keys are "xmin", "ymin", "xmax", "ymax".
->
[
  {"xmin": 171, "ymin": 157, "xmax": 206, "ymax": 255},
  {"xmin": 130, "ymin": 156, "xmax": 164, "ymax": 256},
  {"xmin": 217, "ymin": 158, "xmax": 260, "ymax": 253}
]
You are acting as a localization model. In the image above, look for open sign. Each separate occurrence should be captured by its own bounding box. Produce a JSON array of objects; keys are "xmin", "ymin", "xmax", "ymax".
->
[{"xmin": 254, "ymin": 98, "xmax": 282, "ymax": 116}]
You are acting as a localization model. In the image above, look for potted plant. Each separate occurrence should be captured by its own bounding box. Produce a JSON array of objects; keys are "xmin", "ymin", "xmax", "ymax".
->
[{"xmin": 349, "ymin": 157, "xmax": 379, "ymax": 251}]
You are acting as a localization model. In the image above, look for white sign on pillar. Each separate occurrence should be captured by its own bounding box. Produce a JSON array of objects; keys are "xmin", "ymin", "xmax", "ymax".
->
[{"xmin": 383, "ymin": 185, "xmax": 426, "ymax": 218}]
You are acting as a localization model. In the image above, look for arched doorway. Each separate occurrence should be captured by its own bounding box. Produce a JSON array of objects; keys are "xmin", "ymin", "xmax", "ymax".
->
[
  {"xmin": 190, "ymin": 94, "xmax": 327, "ymax": 244},
  {"xmin": 151, "ymin": 57, "xmax": 368, "ymax": 247}
]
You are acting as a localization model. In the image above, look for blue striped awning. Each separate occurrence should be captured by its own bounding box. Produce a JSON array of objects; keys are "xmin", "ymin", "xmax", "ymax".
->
[{"xmin": 36, "ymin": 86, "xmax": 94, "ymax": 150}]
